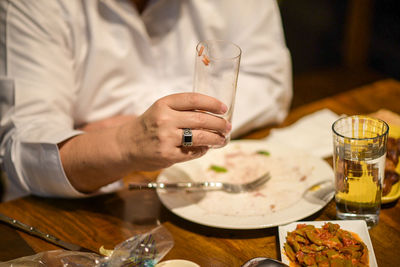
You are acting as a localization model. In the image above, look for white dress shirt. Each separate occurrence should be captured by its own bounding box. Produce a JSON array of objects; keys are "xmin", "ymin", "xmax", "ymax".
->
[{"xmin": 0, "ymin": 0, "xmax": 292, "ymax": 201}]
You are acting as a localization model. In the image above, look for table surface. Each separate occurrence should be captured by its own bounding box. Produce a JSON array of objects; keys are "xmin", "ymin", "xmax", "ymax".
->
[{"xmin": 1, "ymin": 79, "xmax": 400, "ymax": 266}]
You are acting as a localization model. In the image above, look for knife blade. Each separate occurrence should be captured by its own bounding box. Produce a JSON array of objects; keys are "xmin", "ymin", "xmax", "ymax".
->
[{"xmin": 0, "ymin": 213, "xmax": 95, "ymax": 253}]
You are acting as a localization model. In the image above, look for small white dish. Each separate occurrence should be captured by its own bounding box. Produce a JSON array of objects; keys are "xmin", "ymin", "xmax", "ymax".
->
[
  {"xmin": 156, "ymin": 259, "xmax": 200, "ymax": 267},
  {"xmin": 278, "ymin": 220, "xmax": 377, "ymax": 267}
]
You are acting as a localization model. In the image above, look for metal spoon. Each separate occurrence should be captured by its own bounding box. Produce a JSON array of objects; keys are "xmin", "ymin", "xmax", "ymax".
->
[{"xmin": 241, "ymin": 257, "xmax": 288, "ymax": 267}]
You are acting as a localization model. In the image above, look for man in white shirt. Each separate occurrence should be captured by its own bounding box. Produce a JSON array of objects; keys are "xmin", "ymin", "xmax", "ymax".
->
[{"xmin": 0, "ymin": 0, "xmax": 292, "ymax": 201}]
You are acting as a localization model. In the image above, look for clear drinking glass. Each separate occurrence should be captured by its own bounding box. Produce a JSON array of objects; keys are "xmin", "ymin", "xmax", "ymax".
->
[
  {"xmin": 332, "ymin": 115, "xmax": 389, "ymax": 228},
  {"xmin": 193, "ymin": 40, "xmax": 241, "ymax": 148}
]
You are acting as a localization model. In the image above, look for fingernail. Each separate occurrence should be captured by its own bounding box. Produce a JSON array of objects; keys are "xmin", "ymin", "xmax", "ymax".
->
[
  {"xmin": 221, "ymin": 104, "xmax": 228, "ymax": 113},
  {"xmin": 226, "ymin": 122, "xmax": 232, "ymax": 133}
]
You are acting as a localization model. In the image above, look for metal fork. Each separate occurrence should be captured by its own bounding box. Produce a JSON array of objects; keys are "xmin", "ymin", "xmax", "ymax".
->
[{"xmin": 128, "ymin": 172, "xmax": 271, "ymax": 194}]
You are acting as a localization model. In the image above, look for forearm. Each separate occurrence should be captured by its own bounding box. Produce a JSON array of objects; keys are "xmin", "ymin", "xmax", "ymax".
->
[{"xmin": 58, "ymin": 125, "xmax": 131, "ymax": 193}]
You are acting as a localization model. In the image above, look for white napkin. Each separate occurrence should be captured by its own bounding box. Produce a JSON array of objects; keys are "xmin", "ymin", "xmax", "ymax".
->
[{"xmin": 263, "ymin": 109, "xmax": 340, "ymax": 158}]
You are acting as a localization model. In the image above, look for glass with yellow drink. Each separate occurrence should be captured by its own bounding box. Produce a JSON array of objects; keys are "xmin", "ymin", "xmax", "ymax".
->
[{"xmin": 332, "ymin": 115, "xmax": 389, "ymax": 228}]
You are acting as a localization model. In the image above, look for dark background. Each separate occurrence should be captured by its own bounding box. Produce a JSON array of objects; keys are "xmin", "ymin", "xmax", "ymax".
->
[{"xmin": 278, "ymin": 0, "xmax": 399, "ymax": 108}]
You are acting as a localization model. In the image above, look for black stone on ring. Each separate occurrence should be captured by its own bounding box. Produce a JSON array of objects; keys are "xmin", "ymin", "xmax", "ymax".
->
[{"xmin": 182, "ymin": 128, "xmax": 193, "ymax": 146}]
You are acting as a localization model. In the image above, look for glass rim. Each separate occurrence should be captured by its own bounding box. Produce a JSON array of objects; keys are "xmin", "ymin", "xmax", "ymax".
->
[
  {"xmin": 332, "ymin": 115, "xmax": 389, "ymax": 141},
  {"xmin": 196, "ymin": 39, "xmax": 242, "ymax": 61}
]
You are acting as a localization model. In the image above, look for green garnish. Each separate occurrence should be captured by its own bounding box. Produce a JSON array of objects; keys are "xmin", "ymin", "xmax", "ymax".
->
[
  {"xmin": 256, "ymin": 150, "xmax": 270, "ymax": 156},
  {"xmin": 209, "ymin": 165, "xmax": 228, "ymax": 173}
]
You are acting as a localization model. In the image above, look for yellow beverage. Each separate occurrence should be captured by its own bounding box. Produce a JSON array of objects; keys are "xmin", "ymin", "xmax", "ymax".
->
[
  {"xmin": 332, "ymin": 115, "xmax": 388, "ymax": 228},
  {"xmin": 334, "ymin": 155, "xmax": 384, "ymax": 222}
]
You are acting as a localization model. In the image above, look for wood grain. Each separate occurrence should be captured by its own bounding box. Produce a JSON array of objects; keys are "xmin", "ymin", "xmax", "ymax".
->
[{"xmin": 0, "ymin": 79, "xmax": 399, "ymax": 266}]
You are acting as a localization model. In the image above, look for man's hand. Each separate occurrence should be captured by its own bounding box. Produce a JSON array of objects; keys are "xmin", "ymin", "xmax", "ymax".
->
[
  {"xmin": 59, "ymin": 93, "xmax": 231, "ymax": 193},
  {"xmin": 117, "ymin": 93, "xmax": 231, "ymax": 171}
]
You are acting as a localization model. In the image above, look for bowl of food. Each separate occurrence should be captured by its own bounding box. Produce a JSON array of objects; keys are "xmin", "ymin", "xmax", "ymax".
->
[{"xmin": 278, "ymin": 220, "xmax": 377, "ymax": 267}]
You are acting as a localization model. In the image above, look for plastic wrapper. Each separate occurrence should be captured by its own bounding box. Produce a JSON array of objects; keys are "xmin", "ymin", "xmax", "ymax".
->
[{"xmin": 0, "ymin": 225, "xmax": 173, "ymax": 267}]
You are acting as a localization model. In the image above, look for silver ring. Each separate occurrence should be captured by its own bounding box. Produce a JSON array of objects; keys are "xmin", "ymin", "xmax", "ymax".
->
[{"xmin": 182, "ymin": 128, "xmax": 193, "ymax": 146}]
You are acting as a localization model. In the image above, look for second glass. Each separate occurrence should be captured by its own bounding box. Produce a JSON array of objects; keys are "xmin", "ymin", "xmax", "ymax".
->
[
  {"xmin": 193, "ymin": 40, "xmax": 241, "ymax": 148},
  {"xmin": 332, "ymin": 115, "xmax": 389, "ymax": 228}
]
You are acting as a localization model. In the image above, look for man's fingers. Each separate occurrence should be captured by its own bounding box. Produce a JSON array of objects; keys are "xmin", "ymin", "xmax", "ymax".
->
[
  {"xmin": 174, "ymin": 129, "xmax": 227, "ymax": 147},
  {"xmin": 174, "ymin": 110, "xmax": 231, "ymax": 135},
  {"xmin": 163, "ymin": 93, "xmax": 228, "ymax": 115}
]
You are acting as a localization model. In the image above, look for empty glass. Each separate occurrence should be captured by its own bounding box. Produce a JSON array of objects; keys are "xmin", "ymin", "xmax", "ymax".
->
[{"xmin": 193, "ymin": 40, "xmax": 241, "ymax": 148}]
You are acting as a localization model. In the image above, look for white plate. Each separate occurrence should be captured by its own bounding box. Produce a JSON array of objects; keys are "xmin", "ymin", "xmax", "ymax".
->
[
  {"xmin": 278, "ymin": 220, "xmax": 377, "ymax": 267},
  {"xmin": 157, "ymin": 140, "xmax": 334, "ymax": 229},
  {"xmin": 156, "ymin": 260, "xmax": 200, "ymax": 267}
]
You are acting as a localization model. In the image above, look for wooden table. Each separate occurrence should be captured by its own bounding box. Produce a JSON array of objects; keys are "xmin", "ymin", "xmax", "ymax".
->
[{"xmin": 1, "ymin": 79, "xmax": 400, "ymax": 266}]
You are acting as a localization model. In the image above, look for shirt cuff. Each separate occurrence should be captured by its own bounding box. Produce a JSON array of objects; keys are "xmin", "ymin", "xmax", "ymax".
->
[{"xmin": 4, "ymin": 130, "xmax": 123, "ymax": 200}]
